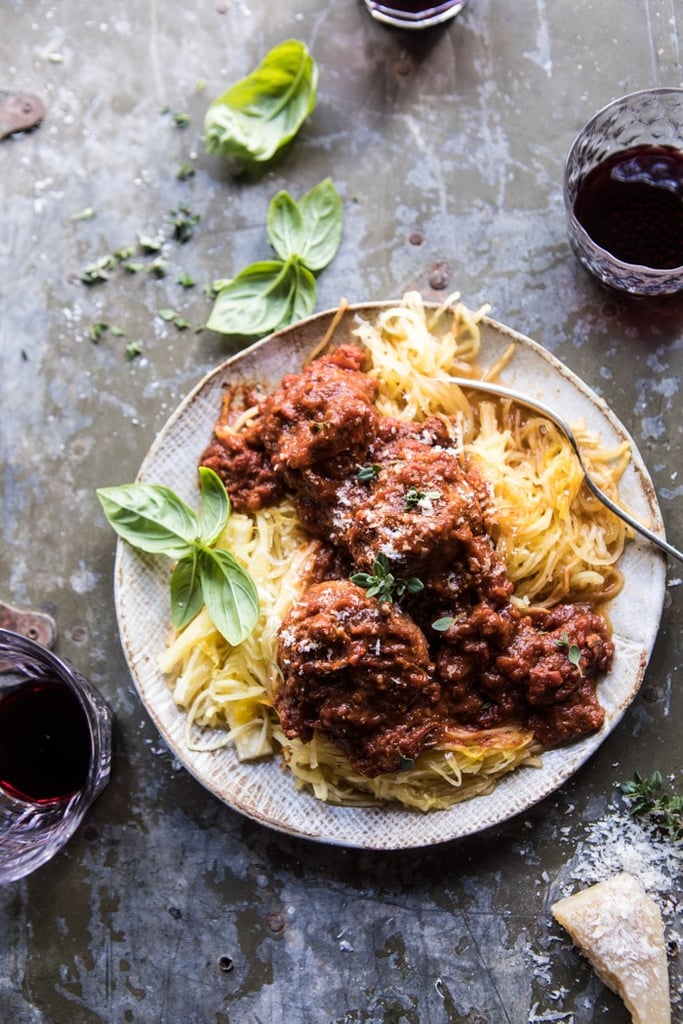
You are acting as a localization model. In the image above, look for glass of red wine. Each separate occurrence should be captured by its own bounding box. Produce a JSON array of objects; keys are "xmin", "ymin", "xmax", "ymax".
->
[
  {"xmin": 0, "ymin": 629, "xmax": 112, "ymax": 883},
  {"xmin": 564, "ymin": 88, "xmax": 683, "ymax": 296},
  {"xmin": 363, "ymin": 0, "xmax": 467, "ymax": 29}
]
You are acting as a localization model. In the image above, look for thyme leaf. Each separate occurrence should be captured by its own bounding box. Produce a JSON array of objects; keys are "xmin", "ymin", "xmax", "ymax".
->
[
  {"xmin": 554, "ymin": 629, "xmax": 583, "ymax": 675},
  {"xmin": 431, "ymin": 616, "xmax": 455, "ymax": 632}
]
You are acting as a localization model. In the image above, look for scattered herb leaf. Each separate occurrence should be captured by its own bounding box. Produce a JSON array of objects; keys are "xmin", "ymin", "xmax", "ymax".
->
[
  {"xmin": 89, "ymin": 322, "xmax": 110, "ymax": 342},
  {"xmin": 169, "ymin": 202, "xmax": 200, "ymax": 243},
  {"xmin": 357, "ymin": 465, "xmax": 380, "ymax": 483},
  {"xmin": 80, "ymin": 260, "xmax": 111, "ymax": 284},
  {"xmin": 147, "ymin": 258, "xmax": 168, "ymax": 278},
  {"xmin": 138, "ymin": 234, "xmax": 162, "ymax": 254},
  {"xmin": 89, "ymin": 322, "xmax": 126, "ymax": 342},
  {"xmin": 72, "ymin": 207, "xmax": 95, "ymax": 221},
  {"xmin": 157, "ymin": 308, "xmax": 191, "ymax": 330},
  {"xmin": 176, "ymin": 272, "xmax": 196, "ymax": 288},
  {"xmin": 113, "ymin": 246, "xmax": 136, "ymax": 261}
]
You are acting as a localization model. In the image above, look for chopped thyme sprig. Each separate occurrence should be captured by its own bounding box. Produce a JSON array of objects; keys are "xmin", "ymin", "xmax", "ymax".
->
[
  {"xmin": 404, "ymin": 485, "xmax": 441, "ymax": 511},
  {"xmin": 620, "ymin": 771, "xmax": 683, "ymax": 844},
  {"xmin": 350, "ymin": 553, "xmax": 423, "ymax": 604}
]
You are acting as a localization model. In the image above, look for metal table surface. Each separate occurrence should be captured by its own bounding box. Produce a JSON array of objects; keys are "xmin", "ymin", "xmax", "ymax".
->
[{"xmin": 1, "ymin": 1, "xmax": 681, "ymax": 1022}]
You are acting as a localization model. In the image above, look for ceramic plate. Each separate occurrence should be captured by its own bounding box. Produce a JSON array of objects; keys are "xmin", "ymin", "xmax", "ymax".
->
[{"xmin": 114, "ymin": 302, "xmax": 667, "ymax": 849}]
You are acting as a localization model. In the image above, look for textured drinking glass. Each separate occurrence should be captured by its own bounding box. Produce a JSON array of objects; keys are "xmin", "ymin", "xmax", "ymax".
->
[
  {"xmin": 363, "ymin": 0, "xmax": 467, "ymax": 29},
  {"xmin": 0, "ymin": 629, "xmax": 112, "ymax": 883},
  {"xmin": 564, "ymin": 88, "xmax": 683, "ymax": 296}
]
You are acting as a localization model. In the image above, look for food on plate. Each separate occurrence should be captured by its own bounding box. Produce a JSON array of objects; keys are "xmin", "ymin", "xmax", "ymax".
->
[
  {"xmin": 159, "ymin": 293, "xmax": 632, "ymax": 809},
  {"xmin": 551, "ymin": 872, "xmax": 671, "ymax": 1024}
]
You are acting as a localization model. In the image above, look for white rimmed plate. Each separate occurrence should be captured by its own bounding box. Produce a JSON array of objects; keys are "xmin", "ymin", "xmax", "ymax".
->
[{"xmin": 113, "ymin": 303, "xmax": 667, "ymax": 850}]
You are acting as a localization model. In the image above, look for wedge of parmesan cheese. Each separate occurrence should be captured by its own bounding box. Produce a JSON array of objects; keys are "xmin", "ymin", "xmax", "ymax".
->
[{"xmin": 551, "ymin": 871, "xmax": 670, "ymax": 1024}]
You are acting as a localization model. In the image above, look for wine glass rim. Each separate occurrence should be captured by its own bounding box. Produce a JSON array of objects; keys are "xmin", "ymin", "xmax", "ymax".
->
[
  {"xmin": 563, "ymin": 87, "xmax": 683, "ymax": 279},
  {"xmin": 566, "ymin": 86, "xmax": 683, "ymax": 163}
]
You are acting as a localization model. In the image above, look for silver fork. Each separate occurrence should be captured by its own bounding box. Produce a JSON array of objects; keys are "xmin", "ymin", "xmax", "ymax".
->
[{"xmin": 453, "ymin": 376, "xmax": 683, "ymax": 565}]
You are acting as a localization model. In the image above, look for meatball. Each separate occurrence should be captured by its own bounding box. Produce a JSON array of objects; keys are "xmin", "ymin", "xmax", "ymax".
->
[
  {"xmin": 341, "ymin": 440, "xmax": 487, "ymax": 576},
  {"xmin": 259, "ymin": 345, "xmax": 380, "ymax": 476},
  {"xmin": 275, "ymin": 580, "xmax": 440, "ymax": 776}
]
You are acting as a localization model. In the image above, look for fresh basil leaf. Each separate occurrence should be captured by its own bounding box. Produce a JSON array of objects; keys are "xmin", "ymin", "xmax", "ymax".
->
[
  {"xmin": 96, "ymin": 484, "xmax": 199, "ymax": 558},
  {"xmin": 267, "ymin": 190, "xmax": 306, "ymax": 263},
  {"xmin": 170, "ymin": 553, "xmax": 203, "ymax": 631},
  {"xmin": 267, "ymin": 179, "xmax": 343, "ymax": 272},
  {"xmin": 203, "ymin": 39, "xmax": 318, "ymax": 163},
  {"xmin": 198, "ymin": 548, "xmax": 260, "ymax": 646},
  {"xmin": 206, "ymin": 258, "xmax": 316, "ymax": 337},
  {"xmin": 198, "ymin": 467, "xmax": 230, "ymax": 545},
  {"xmin": 295, "ymin": 178, "xmax": 343, "ymax": 271}
]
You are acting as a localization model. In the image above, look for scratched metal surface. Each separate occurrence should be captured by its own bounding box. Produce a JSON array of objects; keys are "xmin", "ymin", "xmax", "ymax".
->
[{"xmin": 0, "ymin": 1, "xmax": 681, "ymax": 1022}]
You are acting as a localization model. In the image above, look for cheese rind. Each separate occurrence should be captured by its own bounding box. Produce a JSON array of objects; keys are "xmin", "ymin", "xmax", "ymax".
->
[{"xmin": 551, "ymin": 871, "xmax": 670, "ymax": 1024}]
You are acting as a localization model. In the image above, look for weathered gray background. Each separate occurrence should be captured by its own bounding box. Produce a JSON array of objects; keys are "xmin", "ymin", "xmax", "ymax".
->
[{"xmin": 1, "ymin": 1, "xmax": 681, "ymax": 1021}]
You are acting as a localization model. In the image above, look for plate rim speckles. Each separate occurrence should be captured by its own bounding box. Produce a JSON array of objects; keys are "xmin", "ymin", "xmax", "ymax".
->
[{"xmin": 113, "ymin": 301, "xmax": 667, "ymax": 850}]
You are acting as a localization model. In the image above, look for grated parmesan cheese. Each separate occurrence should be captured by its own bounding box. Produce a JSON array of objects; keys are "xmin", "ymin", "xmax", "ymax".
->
[{"xmin": 561, "ymin": 808, "xmax": 682, "ymax": 911}]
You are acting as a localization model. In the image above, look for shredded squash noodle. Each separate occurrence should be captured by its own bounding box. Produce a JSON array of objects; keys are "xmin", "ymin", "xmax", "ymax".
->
[{"xmin": 160, "ymin": 292, "xmax": 631, "ymax": 811}]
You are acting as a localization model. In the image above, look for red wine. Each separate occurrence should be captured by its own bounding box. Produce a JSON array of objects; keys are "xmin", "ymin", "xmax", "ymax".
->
[
  {"xmin": 0, "ymin": 681, "xmax": 91, "ymax": 803},
  {"xmin": 574, "ymin": 144, "xmax": 683, "ymax": 270}
]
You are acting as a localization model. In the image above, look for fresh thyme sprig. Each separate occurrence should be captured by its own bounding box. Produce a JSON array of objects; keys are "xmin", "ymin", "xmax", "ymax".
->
[
  {"xmin": 403, "ymin": 485, "xmax": 441, "ymax": 511},
  {"xmin": 619, "ymin": 770, "xmax": 683, "ymax": 844},
  {"xmin": 350, "ymin": 553, "xmax": 424, "ymax": 604}
]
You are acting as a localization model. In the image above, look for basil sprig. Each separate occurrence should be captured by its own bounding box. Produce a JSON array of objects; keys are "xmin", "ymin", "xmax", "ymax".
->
[
  {"xmin": 203, "ymin": 39, "xmax": 318, "ymax": 163},
  {"xmin": 206, "ymin": 178, "xmax": 342, "ymax": 338},
  {"xmin": 97, "ymin": 468, "xmax": 259, "ymax": 646}
]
